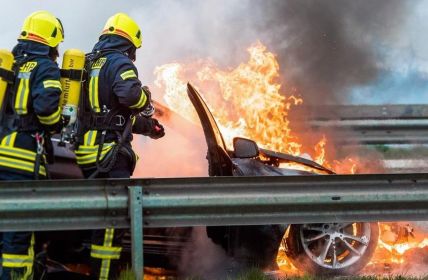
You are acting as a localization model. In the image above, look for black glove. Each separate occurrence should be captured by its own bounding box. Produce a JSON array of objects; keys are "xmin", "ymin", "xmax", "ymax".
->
[
  {"xmin": 133, "ymin": 116, "xmax": 165, "ymax": 139},
  {"xmin": 148, "ymin": 118, "xmax": 165, "ymax": 139}
]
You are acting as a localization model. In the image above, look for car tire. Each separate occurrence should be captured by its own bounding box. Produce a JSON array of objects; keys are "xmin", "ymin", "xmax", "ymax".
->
[{"xmin": 285, "ymin": 222, "xmax": 379, "ymax": 275}]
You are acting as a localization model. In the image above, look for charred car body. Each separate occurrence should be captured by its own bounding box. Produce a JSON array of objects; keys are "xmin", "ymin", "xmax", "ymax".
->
[{"xmin": 41, "ymin": 84, "xmax": 378, "ymax": 277}]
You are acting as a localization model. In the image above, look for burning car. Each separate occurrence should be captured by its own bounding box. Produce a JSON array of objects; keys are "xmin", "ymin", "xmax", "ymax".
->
[{"xmin": 179, "ymin": 83, "xmax": 379, "ymax": 275}]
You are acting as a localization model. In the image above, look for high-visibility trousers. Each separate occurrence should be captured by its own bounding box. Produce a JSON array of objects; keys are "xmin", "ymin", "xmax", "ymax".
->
[{"xmin": 0, "ymin": 172, "xmax": 34, "ymax": 280}]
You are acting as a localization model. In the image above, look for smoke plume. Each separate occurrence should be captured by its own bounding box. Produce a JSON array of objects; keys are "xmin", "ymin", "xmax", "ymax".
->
[
  {"xmin": 177, "ymin": 227, "xmax": 236, "ymax": 279},
  {"xmin": 253, "ymin": 0, "xmax": 414, "ymax": 104}
]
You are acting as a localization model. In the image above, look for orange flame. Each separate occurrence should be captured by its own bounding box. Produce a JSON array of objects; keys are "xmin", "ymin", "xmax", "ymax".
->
[
  {"xmin": 366, "ymin": 223, "xmax": 428, "ymax": 271},
  {"xmin": 154, "ymin": 42, "xmax": 362, "ymax": 174}
]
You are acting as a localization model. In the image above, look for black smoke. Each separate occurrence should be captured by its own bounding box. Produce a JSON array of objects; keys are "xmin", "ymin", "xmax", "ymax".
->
[{"xmin": 255, "ymin": 0, "xmax": 414, "ymax": 103}]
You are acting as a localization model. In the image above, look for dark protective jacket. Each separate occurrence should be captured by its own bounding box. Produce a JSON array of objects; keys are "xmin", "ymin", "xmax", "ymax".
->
[
  {"xmin": 0, "ymin": 40, "xmax": 62, "ymax": 177},
  {"xmin": 75, "ymin": 35, "xmax": 150, "ymax": 169}
]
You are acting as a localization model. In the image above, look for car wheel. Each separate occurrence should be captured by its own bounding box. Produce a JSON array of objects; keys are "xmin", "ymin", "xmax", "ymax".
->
[{"xmin": 284, "ymin": 222, "xmax": 379, "ymax": 275}]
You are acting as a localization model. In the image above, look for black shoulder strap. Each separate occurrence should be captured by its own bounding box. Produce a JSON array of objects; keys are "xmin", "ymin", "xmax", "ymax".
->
[
  {"xmin": 0, "ymin": 57, "xmax": 23, "ymax": 132},
  {"xmin": 75, "ymin": 52, "xmax": 98, "ymax": 140},
  {"xmin": 0, "ymin": 68, "xmax": 15, "ymax": 84},
  {"xmin": 60, "ymin": 69, "xmax": 83, "ymax": 81}
]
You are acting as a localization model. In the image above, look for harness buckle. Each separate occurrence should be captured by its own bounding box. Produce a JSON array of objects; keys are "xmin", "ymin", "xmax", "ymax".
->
[
  {"xmin": 33, "ymin": 132, "xmax": 45, "ymax": 155},
  {"xmin": 114, "ymin": 115, "xmax": 125, "ymax": 127}
]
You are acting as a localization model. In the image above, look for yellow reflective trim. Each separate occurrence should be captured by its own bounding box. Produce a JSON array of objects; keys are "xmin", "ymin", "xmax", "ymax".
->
[
  {"xmin": 0, "ymin": 146, "xmax": 37, "ymax": 161},
  {"xmin": 20, "ymin": 62, "xmax": 37, "ymax": 73},
  {"xmin": 1, "ymin": 132, "xmax": 18, "ymax": 147},
  {"xmin": 99, "ymin": 259, "xmax": 111, "ymax": 280},
  {"xmin": 95, "ymin": 228, "xmax": 115, "ymax": 279},
  {"xmin": 22, "ymin": 78, "xmax": 30, "ymax": 113},
  {"xmin": 91, "ymin": 57, "xmax": 106, "ymax": 69},
  {"xmin": 2, "ymin": 260, "xmax": 33, "ymax": 266},
  {"xmin": 75, "ymin": 146, "xmax": 113, "ymax": 165},
  {"xmin": 91, "ymin": 244, "xmax": 122, "ymax": 254},
  {"xmin": 120, "ymin": 69, "xmax": 137, "ymax": 80},
  {"xmin": 94, "ymin": 76, "xmax": 100, "ymax": 112},
  {"xmin": 83, "ymin": 130, "xmax": 98, "ymax": 146},
  {"xmin": 75, "ymin": 143, "xmax": 114, "ymax": 154},
  {"xmin": 8, "ymin": 132, "xmax": 17, "ymax": 147},
  {"xmin": 2, "ymin": 254, "xmax": 33, "ymax": 262},
  {"xmin": 43, "ymin": 80, "xmax": 62, "ymax": 90},
  {"xmin": 89, "ymin": 76, "xmax": 101, "ymax": 113},
  {"xmin": 121, "ymin": 73, "xmax": 137, "ymax": 80},
  {"xmin": 23, "ymin": 233, "xmax": 35, "ymax": 280},
  {"xmin": 2, "ymin": 234, "xmax": 34, "ymax": 275},
  {"xmin": 14, "ymin": 78, "xmax": 30, "ymax": 115},
  {"xmin": 105, "ymin": 228, "xmax": 114, "ymax": 246},
  {"xmin": 0, "ymin": 156, "xmax": 46, "ymax": 176},
  {"xmin": 129, "ymin": 89, "xmax": 147, "ymax": 109},
  {"xmin": 37, "ymin": 107, "xmax": 61, "ymax": 125},
  {"xmin": 83, "ymin": 130, "xmax": 90, "ymax": 146},
  {"xmin": 88, "ymin": 77, "xmax": 94, "ymax": 111},
  {"xmin": 90, "ymin": 130, "xmax": 98, "ymax": 146},
  {"xmin": 90, "ymin": 248, "xmax": 121, "ymax": 260},
  {"xmin": 89, "ymin": 59, "xmax": 103, "ymax": 114}
]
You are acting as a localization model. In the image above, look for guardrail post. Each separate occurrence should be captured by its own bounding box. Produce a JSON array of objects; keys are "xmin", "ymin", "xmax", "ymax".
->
[{"xmin": 128, "ymin": 186, "xmax": 143, "ymax": 280}]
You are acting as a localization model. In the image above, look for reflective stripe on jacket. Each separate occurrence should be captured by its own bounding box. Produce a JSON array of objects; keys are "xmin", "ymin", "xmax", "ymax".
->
[
  {"xmin": 0, "ymin": 41, "xmax": 61, "ymax": 177},
  {"xmin": 75, "ymin": 36, "xmax": 147, "ymax": 168}
]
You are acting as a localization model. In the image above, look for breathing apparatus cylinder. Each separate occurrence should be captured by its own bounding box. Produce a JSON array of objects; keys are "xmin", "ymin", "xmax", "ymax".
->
[
  {"xmin": 0, "ymin": 49, "xmax": 14, "ymax": 113},
  {"xmin": 60, "ymin": 49, "xmax": 85, "ymax": 126}
]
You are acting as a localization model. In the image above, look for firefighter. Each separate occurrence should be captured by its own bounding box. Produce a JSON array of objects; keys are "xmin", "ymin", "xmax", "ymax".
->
[
  {"xmin": 75, "ymin": 13, "xmax": 165, "ymax": 279},
  {"xmin": 0, "ymin": 11, "xmax": 64, "ymax": 280}
]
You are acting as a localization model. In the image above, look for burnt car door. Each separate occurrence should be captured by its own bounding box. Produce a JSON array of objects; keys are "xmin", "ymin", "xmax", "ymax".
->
[
  {"xmin": 186, "ymin": 83, "xmax": 233, "ymax": 176},
  {"xmin": 186, "ymin": 83, "xmax": 282, "ymax": 270}
]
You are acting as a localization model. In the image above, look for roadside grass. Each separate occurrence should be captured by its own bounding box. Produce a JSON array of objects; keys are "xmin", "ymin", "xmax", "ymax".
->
[
  {"xmin": 234, "ymin": 269, "xmax": 428, "ymax": 280},
  {"xmin": 277, "ymin": 277, "xmax": 428, "ymax": 280},
  {"xmin": 119, "ymin": 267, "xmax": 428, "ymax": 280},
  {"xmin": 117, "ymin": 267, "xmax": 137, "ymax": 280}
]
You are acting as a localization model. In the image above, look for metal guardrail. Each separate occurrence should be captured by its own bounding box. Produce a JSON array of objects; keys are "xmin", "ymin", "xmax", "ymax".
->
[
  {"xmin": 307, "ymin": 119, "xmax": 428, "ymax": 144},
  {"xmin": 301, "ymin": 105, "xmax": 428, "ymax": 120},
  {"xmin": 292, "ymin": 105, "xmax": 428, "ymax": 144},
  {"xmin": 2, "ymin": 174, "xmax": 428, "ymax": 278},
  {"xmin": 383, "ymin": 159, "xmax": 428, "ymax": 173}
]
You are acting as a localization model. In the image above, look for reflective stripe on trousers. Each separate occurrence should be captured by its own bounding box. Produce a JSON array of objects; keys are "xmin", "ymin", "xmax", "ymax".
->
[
  {"xmin": 90, "ymin": 228, "xmax": 122, "ymax": 280},
  {"xmin": 1, "ymin": 233, "xmax": 35, "ymax": 280}
]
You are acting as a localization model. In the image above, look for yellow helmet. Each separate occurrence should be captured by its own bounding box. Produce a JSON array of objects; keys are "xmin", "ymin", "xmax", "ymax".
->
[
  {"xmin": 19, "ymin": 11, "xmax": 64, "ymax": 48},
  {"xmin": 102, "ymin": 13, "xmax": 142, "ymax": 48}
]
